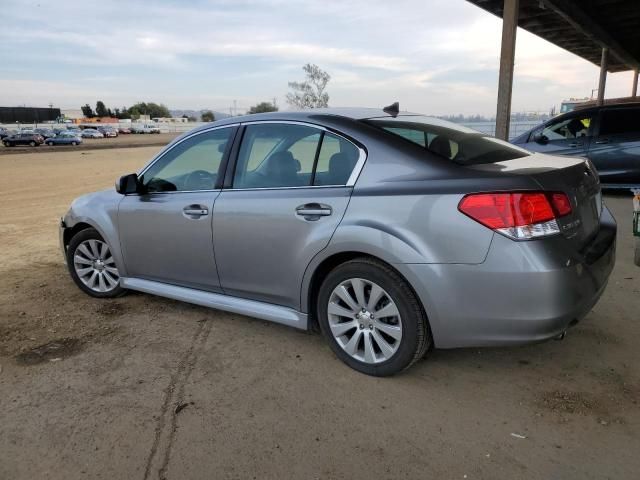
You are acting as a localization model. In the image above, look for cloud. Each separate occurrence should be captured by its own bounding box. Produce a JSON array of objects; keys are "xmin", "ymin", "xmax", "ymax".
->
[{"xmin": 0, "ymin": 0, "xmax": 636, "ymax": 114}]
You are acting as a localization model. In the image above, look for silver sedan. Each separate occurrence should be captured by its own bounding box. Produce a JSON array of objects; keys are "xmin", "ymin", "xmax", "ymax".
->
[{"xmin": 60, "ymin": 107, "xmax": 616, "ymax": 376}]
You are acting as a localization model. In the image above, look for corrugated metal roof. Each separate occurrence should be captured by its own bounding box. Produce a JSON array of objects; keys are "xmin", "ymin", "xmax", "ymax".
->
[{"xmin": 467, "ymin": 0, "xmax": 640, "ymax": 72}]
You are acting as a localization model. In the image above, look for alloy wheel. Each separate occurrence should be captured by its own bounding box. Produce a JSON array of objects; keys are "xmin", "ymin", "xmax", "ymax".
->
[
  {"xmin": 73, "ymin": 239, "xmax": 120, "ymax": 292},
  {"xmin": 327, "ymin": 278, "xmax": 402, "ymax": 364}
]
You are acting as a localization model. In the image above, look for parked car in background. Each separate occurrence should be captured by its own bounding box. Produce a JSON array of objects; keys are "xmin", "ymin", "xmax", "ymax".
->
[
  {"xmin": 67, "ymin": 128, "xmax": 82, "ymax": 137},
  {"xmin": 60, "ymin": 108, "xmax": 616, "ymax": 376},
  {"xmin": 118, "ymin": 127, "xmax": 131, "ymax": 134},
  {"xmin": 0, "ymin": 127, "xmax": 10, "ymax": 139},
  {"xmin": 81, "ymin": 129, "xmax": 104, "ymax": 139},
  {"xmin": 97, "ymin": 126, "xmax": 118, "ymax": 138},
  {"xmin": 34, "ymin": 128, "xmax": 55, "ymax": 139},
  {"xmin": 3, "ymin": 132, "xmax": 45, "ymax": 147},
  {"xmin": 45, "ymin": 132, "xmax": 82, "ymax": 146},
  {"xmin": 512, "ymin": 102, "xmax": 640, "ymax": 188},
  {"xmin": 132, "ymin": 124, "xmax": 160, "ymax": 134}
]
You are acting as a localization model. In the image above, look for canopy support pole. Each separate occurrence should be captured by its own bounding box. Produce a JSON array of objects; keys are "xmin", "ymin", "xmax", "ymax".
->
[
  {"xmin": 495, "ymin": 0, "xmax": 519, "ymax": 140},
  {"xmin": 597, "ymin": 48, "xmax": 608, "ymax": 106}
]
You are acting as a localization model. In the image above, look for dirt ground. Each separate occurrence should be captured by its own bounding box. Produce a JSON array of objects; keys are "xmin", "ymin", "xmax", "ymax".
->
[{"xmin": 0, "ymin": 147, "xmax": 638, "ymax": 479}]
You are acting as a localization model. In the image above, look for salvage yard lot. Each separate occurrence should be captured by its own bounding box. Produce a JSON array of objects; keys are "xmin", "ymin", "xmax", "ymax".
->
[
  {"xmin": 0, "ymin": 147, "xmax": 638, "ymax": 479},
  {"xmin": 0, "ymin": 132, "xmax": 180, "ymax": 155}
]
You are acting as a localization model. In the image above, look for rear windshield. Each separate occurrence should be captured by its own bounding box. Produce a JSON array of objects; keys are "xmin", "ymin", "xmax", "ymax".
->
[{"xmin": 365, "ymin": 116, "xmax": 530, "ymax": 165}]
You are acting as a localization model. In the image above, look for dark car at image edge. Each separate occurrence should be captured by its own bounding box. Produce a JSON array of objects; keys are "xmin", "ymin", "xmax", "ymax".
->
[{"xmin": 512, "ymin": 102, "xmax": 640, "ymax": 189}]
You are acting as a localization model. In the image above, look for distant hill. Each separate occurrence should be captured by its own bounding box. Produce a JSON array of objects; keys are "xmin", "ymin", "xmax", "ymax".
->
[{"xmin": 170, "ymin": 109, "xmax": 231, "ymax": 121}]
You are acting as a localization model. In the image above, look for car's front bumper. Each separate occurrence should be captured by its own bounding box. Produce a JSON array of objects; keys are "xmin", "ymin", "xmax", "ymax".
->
[
  {"xmin": 398, "ymin": 205, "xmax": 617, "ymax": 348},
  {"xmin": 59, "ymin": 217, "xmax": 67, "ymax": 265}
]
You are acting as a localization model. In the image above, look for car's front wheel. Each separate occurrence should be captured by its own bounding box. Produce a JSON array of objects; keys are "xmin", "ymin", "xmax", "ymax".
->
[
  {"xmin": 29, "ymin": 141, "xmax": 36, "ymax": 147},
  {"xmin": 66, "ymin": 228, "xmax": 126, "ymax": 298},
  {"xmin": 317, "ymin": 258, "xmax": 431, "ymax": 376}
]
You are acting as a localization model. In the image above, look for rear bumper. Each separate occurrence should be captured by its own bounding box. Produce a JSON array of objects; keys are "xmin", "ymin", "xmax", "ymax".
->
[{"xmin": 399, "ymin": 205, "xmax": 617, "ymax": 348}]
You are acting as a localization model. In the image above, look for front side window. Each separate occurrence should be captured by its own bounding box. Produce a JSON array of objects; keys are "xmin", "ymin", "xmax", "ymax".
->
[
  {"xmin": 542, "ymin": 115, "xmax": 591, "ymax": 141},
  {"xmin": 366, "ymin": 116, "xmax": 528, "ymax": 165},
  {"xmin": 142, "ymin": 127, "xmax": 233, "ymax": 192}
]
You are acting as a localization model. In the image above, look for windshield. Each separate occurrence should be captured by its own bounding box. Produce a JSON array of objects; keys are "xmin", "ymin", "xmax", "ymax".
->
[{"xmin": 365, "ymin": 116, "xmax": 530, "ymax": 165}]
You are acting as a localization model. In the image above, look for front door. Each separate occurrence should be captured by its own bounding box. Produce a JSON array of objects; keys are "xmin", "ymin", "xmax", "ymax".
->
[
  {"xmin": 118, "ymin": 126, "xmax": 235, "ymax": 291},
  {"xmin": 213, "ymin": 122, "xmax": 363, "ymax": 309},
  {"xmin": 522, "ymin": 112, "xmax": 593, "ymax": 157}
]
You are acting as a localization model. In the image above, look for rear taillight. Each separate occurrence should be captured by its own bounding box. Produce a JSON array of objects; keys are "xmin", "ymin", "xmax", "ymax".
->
[{"xmin": 458, "ymin": 192, "xmax": 572, "ymax": 240}]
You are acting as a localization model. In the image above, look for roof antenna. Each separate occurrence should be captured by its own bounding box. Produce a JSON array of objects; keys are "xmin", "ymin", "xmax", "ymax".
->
[{"xmin": 383, "ymin": 102, "xmax": 400, "ymax": 117}]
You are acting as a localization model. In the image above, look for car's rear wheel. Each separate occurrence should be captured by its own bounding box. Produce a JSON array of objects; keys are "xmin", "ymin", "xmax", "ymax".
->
[
  {"xmin": 66, "ymin": 228, "xmax": 126, "ymax": 298},
  {"xmin": 317, "ymin": 258, "xmax": 431, "ymax": 376}
]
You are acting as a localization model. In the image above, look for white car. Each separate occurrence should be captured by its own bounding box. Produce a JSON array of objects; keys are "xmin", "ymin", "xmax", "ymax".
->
[
  {"xmin": 81, "ymin": 129, "xmax": 104, "ymax": 138},
  {"xmin": 132, "ymin": 124, "xmax": 161, "ymax": 134}
]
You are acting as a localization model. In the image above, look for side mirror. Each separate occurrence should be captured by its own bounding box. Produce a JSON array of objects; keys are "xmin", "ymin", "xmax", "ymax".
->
[
  {"xmin": 533, "ymin": 133, "xmax": 548, "ymax": 145},
  {"xmin": 116, "ymin": 173, "xmax": 142, "ymax": 194}
]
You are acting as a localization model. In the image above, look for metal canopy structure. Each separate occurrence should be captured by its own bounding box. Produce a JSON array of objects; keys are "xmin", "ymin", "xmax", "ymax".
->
[{"xmin": 466, "ymin": 0, "xmax": 640, "ymax": 139}]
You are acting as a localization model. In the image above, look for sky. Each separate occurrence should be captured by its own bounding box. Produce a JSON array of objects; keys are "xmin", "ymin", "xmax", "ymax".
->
[{"xmin": 0, "ymin": 0, "xmax": 636, "ymax": 116}]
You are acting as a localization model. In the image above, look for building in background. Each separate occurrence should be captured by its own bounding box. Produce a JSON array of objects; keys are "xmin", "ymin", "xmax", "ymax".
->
[
  {"xmin": 60, "ymin": 109, "xmax": 84, "ymax": 121},
  {"xmin": 0, "ymin": 106, "xmax": 61, "ymax": 123}
]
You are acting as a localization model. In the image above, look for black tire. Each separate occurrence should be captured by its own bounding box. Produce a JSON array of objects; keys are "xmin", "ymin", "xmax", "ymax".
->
[
  {"xmin": 66, "ymin": 228, "xmax": 127, "ymax": 298},
  {"xmin": 29, "ymin": 141, "xmax": 36, "ymax": 147},
  {"xmin": 71, "ymin": 141, "xmax": 77, "ymax": 146},
  {"xmin": 47, "ymin": 141, "xmax": 53, "ymax": 146},
  {"xmin": 317, "ymin": 257, "xmax": 431, "ymax": 376},
  {"xmin": 3, "ymin": 141, "xmax": 10, "ymax": 147}
]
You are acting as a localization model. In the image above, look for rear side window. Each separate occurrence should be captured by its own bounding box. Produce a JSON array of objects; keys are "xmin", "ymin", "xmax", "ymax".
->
[
  {"xmin": 600, "ymin": 108, "xmax": 640, "ymax": 136},
  {"xmin": 233, "ymin": 124, "xmax": 321, "ymax": 188},
  {"xmin": 313, "ymin": 132, "xmax": 360, "ymax": 186},
  {"xmin": 366, "ymin": 116, "xmax": 529, "ymax": 165},
  {"xmin": 232, "ymin": 124, "xmax": 361, "ymax": 188}
]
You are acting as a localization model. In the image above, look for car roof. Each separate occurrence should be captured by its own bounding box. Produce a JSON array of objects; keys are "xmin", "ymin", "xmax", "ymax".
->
[
  {"xmin": 561, "ymin": 101, "xmax": 640, "ymax": 117},
  {"xmin": 189, "ymin": 107, "xmax": 424, "ymax": 133}
]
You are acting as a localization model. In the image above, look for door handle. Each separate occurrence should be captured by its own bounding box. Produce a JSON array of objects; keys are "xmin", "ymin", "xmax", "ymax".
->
[
  {"xmin": 595, "ymin": 138, "xmax": 610, "ymax": 144},
  {"xmin": 568, "ymin": 142, "xmax": 583, "ymax": 148},
  {"xmin": 296, "ymin": 203, "xmax": 332, "ymax": 219},
  {"xmin": 183, "ymin": 205, "xmax": 209, "ymax": 218}
]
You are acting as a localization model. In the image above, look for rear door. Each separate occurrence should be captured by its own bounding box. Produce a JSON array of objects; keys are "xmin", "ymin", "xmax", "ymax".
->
[
  {"xmin": 213, "ymin": 121, "xmax": 364, "ymax": 309},
  {"xmin": 587, "ymin": 107, "xmax": 640, "ymax": 185},
  {"xmin": 521, "ymin": 112, "xmax": 594, "ymax": 156}
]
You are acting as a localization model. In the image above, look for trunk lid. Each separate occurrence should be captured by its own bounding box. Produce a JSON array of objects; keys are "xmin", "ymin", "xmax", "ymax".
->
[{"xmin": 470, "ymin": 153, "xmax": 602, "ymax": 249}]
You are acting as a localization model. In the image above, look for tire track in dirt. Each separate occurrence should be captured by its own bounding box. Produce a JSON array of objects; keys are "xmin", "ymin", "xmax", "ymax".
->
[{"xmin": 143, "ymin": 318, "xmax": 213, "ymax": 480}]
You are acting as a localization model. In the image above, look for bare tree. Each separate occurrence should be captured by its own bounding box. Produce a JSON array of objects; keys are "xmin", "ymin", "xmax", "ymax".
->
[
  {"xmin": 249, "ymin": 101, "xmax": 278, "ymax": 114},
  {"xmin": 286, "ymin": 64, "xmax": 330, "ymax": 109}
]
